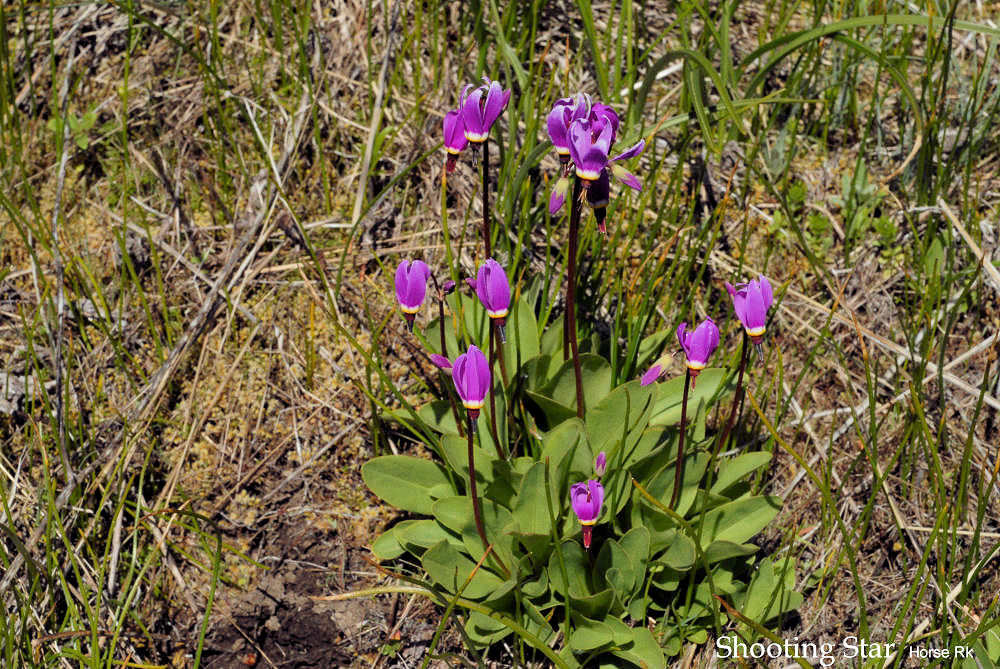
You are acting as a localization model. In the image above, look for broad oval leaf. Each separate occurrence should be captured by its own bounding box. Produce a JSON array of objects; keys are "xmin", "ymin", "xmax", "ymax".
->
[{"xmin": 361, "ymin": 455, "xmax": 454, "ymax": 515}]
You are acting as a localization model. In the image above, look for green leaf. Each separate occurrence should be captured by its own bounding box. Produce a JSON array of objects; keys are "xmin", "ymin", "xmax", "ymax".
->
[
  {"xmin": 525, "ymin": 389, "xmax": 577, "ymax": 429},
  {"xmin": 370, "ymin": 526, "xmax": 407, "ymax": 560},
  {"xmin": 703, "ymin": 540, "xmax": 759, "ymax": 563},
  {"xmin": 734, "ymin": 556, "xmax": 803, "ymax": 623},
  {"xmin": 711, "ymin": 452, "xmax": 772, "ymax": 495},
  {"xmin": 700, "ymin": 496, "xmax": 781, "ymax": 545},
  {"xmin": 504, "ymin": 298, "xmax": 540, "ymax": 378},
  {"xmin": 362, "ymin": 456, "xmax": 454, "ymax": 515},
  {"xmin": 465, "ymin": 609, "xmax": 511, "ymax": 646},
  {"xmin": 540, "ymin": 419, "xmax": 591, "ymax": 495},
  {"xmin": 511, "ymin": 461, "xmax": 553, "ymax": 536},
  {"xmin": 618, "ymin": 527, "xmax": 650, "ymax": 581},
  {"xmin": 585, "ymin": 380, "xmax": 655, "ymax": 457},
  {"xmin": 648, "ymin": 368, "xmax": 730, "ymax": 426},
  {"xmin": 432, "ymin": 496, "xmax": 516, "ymax": 567},
  {"xmin": 596, "ymin": 538, "xmax": 637, "ymax": 596},
  {"xmin": 544, "ymin": 353, "xmax": 613, "ymax": 413},
  {"xmin": 640, "ymin": 451, "xmax": 710, "ymax": 522},
  {"xmin": 417, "ymin": 400, "xmax": 461, "ymax": 435},
  {"xmin": 396, "ymin": 519, "xmax": 463, "ymax": 551},
  {"xmin": 569, "ymin": 616, "xmax": 614, "ymax": 651},
  {"xmin": 439, "ymin": 435, "xmax": 494, "ymax": 488},
  {"xmin": 657, "ymin": 529, "xmax": 696, "ymax": 571},
  {"xmin": 610, "ymin": 627, "xmax": 664, "ymax": 669},
  {"xmin": 421, "ymin": 541, "xmax": 504, "ymax": 600}
]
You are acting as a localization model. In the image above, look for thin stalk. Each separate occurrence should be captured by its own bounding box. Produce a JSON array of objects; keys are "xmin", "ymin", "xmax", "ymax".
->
[
  {"xmin": 713, "ymin": 332, "xmax": 749, "ymax": 459},
  {"xmin": 467, "ymin": 421, "xmax": 489, "ymax": 554},
  {"xmin": 670, "ymin": 369, "xmax": 692, "ymax": 510},
  {"xmin": 468, "ymin": 422, "xmax": 508, "ymax": 576},
  {"xmin": 493, "ymin": 323, "xmax": 510, "ymax": 389},
  {"xmin": 566, "ymin": 178, "xmax": 585, "ymax": 418},
  {"xmin": 481, "ymin": 140, "xmax": 491, "ymax": 259},
  {"xmin": 487, "ymin": 330, "xmax": 504, "ymax": 459},
  {"xmin": 429, "ymin": 273, "xmax": 464, "ymax": 438}
]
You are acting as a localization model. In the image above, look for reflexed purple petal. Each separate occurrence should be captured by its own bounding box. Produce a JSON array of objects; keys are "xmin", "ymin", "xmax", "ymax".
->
[
  {"xmin": 481, "ymin": 80, "xmax": 506, "ymax": 130},
  {"xmin": 394, "ymin": 262, "xmax": 409, "ymax": 306},
  {"xmin": 593, "ymin": 121, "xmax": 615, "ymax": 154},
  {"xmin": 758, "ymin": 275, "xmax": 774, "ymax": 312},
  {"xmin": 744, "ymin": 286, "xmax": 768, "ymax": 331},
  {"xmin": 430, "ymin": 354, "xmax": 452, "ymax": 369},
  {"xmin": 468, "ymin": 345, "xmax": 491, "ymax": 399},
  {"xmin": 676, "ymin": 322, "xmax": 689, "ymax": 354},
  {"xmin": 547, "ymin": 100, "xmax": 573, "ymax": 151},
  {"xmin": 442, "ymin": 280, "xmax": 456, "ymax": 295},
  {"xmin": 611, "ymin": 139, "xmax": 645, "ymax": 162},
  {"xmin": 453, "ymin": 345, "xmax": 490, "ymax": 406},
  {"xmin": 461, "ymin": 88, "xmax": 486, "ymax": 138},
  {"xmin": 476, "ymin": 259, "xmax": 510, "ymax": 316},
  {"xmin": 395, "ymin": 259, "xmax": 429, "ymax": 310},
  {"xmin": 640, "ymin": 364, "xmax": 662, "ymax": 386},
  {"xmin": 466, "ymin": 277, "xmax": 477, "ymax": 290},
  {"xmin": 686, "ymin": 318, "xmax": 719, "ymax": 366},
  {"xmin": 570, "ymin": 479, "xmax": 605, "ymax": 523},
  {"xmin": 589, "ymin": 103, "xmax": 619, "ymax": 144},
  {"xmin": 404, "ymin": 260, "xmax": 430, "ymax": 307},
  {"xmin": 443, "ymin": 110, "xmax": 468, "ymax": 153},
  {"xmin": 725, "ymin": 282, "xmax": 748, "ymax": 326}
]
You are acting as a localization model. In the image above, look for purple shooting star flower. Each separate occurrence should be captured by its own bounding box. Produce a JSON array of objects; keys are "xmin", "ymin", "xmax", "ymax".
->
[
  {"xmin": 472, "ymin": 259, "xmax": 512, "ymax": 342},
  {"xmin": 460, "ymin": 77, "xmax": 511, "ymax": 143},
  {"xmin": 394, "ymin": 259, "xmax": 430, "ymax": 331},
  {"xmin": 570, "ymin": 479, "xmax": 605, "ymax": 549},
  {"xmin": 547, "ymin": 94, "xmax": 590, "ymax": 164},
  {"xmin": 452, "ymin": 345, "xmax": 491, "ymax": 430},
  {"xmin": 640, "ymin": 353, "xmax": 675, "ymax": 386},
  {"xmin": 567, "ymin": 118, "xmax": 615, "ymax": 183},
  {"xmin": 443, "ymin": 109, "xmax": 468, "ymax": 173},
  {"xmin": 677, "ymin": 318, "xmax": 720, "ymax": 388},
  {"xmin": 430, "ymin": 354, "xmax": 453, "ymax": 374},
  {"xmin": 594, "ymin": 452, "xmax": 607, "ymax": 477},
  {"xmin": 725, "ymin": 275, "xmax": 774, "ymax": 362}
]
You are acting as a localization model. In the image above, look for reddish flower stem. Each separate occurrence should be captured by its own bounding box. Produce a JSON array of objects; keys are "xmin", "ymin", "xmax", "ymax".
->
[
  {"xmin": 566, "ymin": 178, "xmax": 585, "ymax": 418},
  {"xmin": 669, "ymin": 369, "xmax": 692, "ymax": 510},
  {"xmin": 429, "ymin": 273, "xmax": 464, "ymax": 438},
  {"xmin": 487, "ymin": 330, "xmax": 504, "ymax": 459},
  {"xmin": 481, "ymin": 141, "xmax": 491, "ymax": 259},
  {"xmin": 713, "ymin": 332, "xmax": 749, "ymax": 459}
]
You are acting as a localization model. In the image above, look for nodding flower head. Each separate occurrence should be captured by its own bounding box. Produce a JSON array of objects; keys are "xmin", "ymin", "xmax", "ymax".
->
[
  {"xmin": 725, "ymin": 275, "xmax": 773, "ymax": 361},
  {"xmin": 472, "ymin": 259, "xmax": 511, "ymax": 342},
  {"xmin": 430, "ymin": 354, "xmax": 452, "ymax": 375},
  {"xmin": 394, "ymin": 259, "xmax": 431, "ymax": 331},
  {"xmin": 443, "ymin": 110, "xmax": 468, "ymax": 173},
  {"xmin": 594, "ymin": 452, "xmax": 607, "ymax": 477},
  {"xmin": 640, "ymin": 353, "xmax": 674, "ymax": 386},
  {"xmin": 452, "ymin": 345, "xmax": 491, "ymax": 428},
  {"xmin": 460, "ymin": 77, "xmax": 511, "ymax": 143},
  {"xmin": 677, "ymin": 318, "xmax": 720, "ymax": 387},
  {"xmin": 570, "ymin": 479, "xmax": 605, "ymax": 549},
  {"xmin": 547, "ymin": 94, "xmax": 590, "ymax": 161}
]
